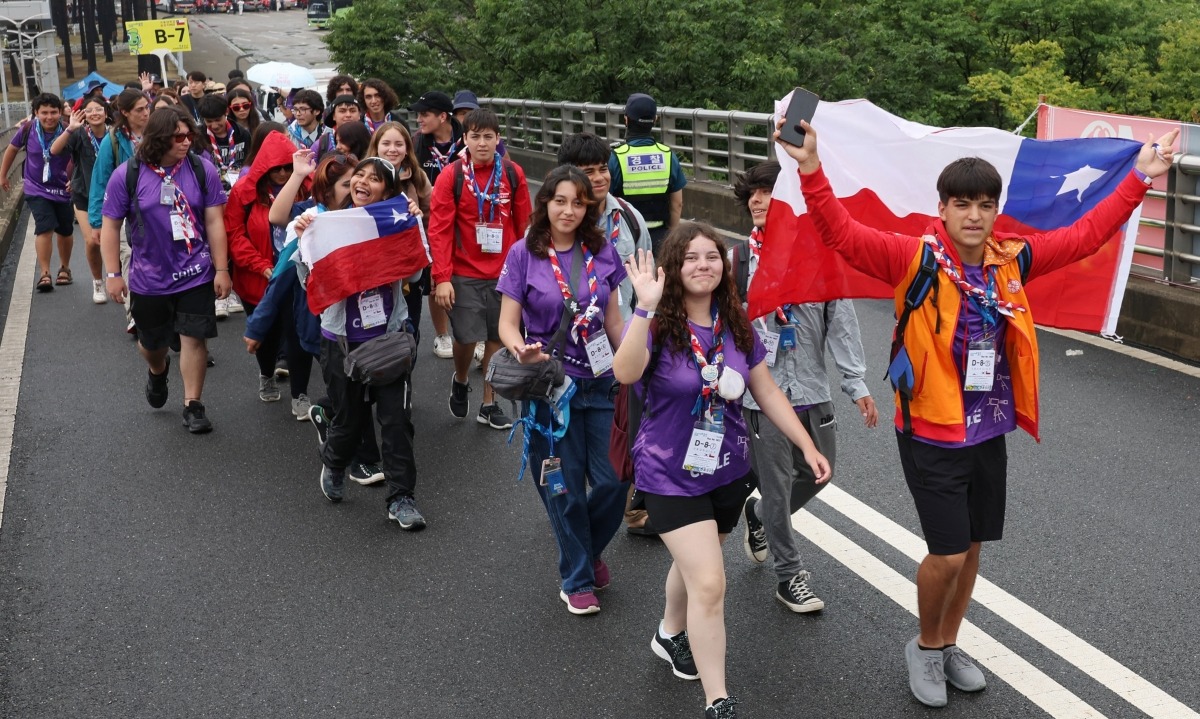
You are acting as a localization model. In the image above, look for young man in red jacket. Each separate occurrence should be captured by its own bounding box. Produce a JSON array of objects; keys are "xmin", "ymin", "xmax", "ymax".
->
[
  {"xmin": 776, "ymin": 118, "xmax": 1177, "ymax": 708},
  {"xmin": 428, "ymin": 108, "xmax": 531, "ymax": 429}
]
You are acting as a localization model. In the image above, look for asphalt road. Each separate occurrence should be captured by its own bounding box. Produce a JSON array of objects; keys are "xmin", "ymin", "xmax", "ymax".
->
[{"xmin": 2, "ymin": 11, "xmax": 1199, "ymax": 719}]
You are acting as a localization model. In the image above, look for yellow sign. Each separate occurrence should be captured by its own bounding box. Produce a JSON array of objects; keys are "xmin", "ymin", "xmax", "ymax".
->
[{"xmin": 126, "ymin": 19, "xmax": 192, "ymax": 55}]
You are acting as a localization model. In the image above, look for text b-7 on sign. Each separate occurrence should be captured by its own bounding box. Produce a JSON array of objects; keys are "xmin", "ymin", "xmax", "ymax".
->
[{"xmin": 126, "ymin": 19, "xmax": 192, "ymax": 54}]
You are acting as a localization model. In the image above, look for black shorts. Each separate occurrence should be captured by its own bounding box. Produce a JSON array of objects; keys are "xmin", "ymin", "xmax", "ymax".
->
[
  {"xmin": 130, "ymin": 283, "xmax": 218, "ymax": 351},
  {"xmin": 72, "ymin": 194, "xmax": 88, "ymax": 212},
  {"xmin": 641, "ymin": 474, "xmax": 756, "ymax": 535},
  {"xmin": 897, "ymin": 432, "xmax": 1007, "ymax": 556},
  {"xmin": 27, "ymin": 196, "xmax": 74, "ymax": 237}
]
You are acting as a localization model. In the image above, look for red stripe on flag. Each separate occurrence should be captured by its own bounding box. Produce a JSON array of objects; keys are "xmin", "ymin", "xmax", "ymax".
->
[{"xmin": 306, "ymin": 228, "xmax": 429, "ymax": 315}]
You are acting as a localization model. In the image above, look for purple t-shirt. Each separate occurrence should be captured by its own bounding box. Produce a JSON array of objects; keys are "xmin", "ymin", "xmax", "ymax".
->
[
  {"xmin": 497, "ymin": 239, "xmax": 626, "ymax": 378},
  {"xmin": 321, "ymin": 285, "xmax": 396, "ymax": 343},
  {"xmin": 630, "ymin": 320, "xmax": 767, "ymax": 496},
  {"xmin": 102, "ymin": 156, "xmax": 228, "ymax": 296},
  {"xmin": 918, "ymin": 264, "xmax": 1017, "ymax": 448},
  {"xmin": 11, "ymin": 122, "xmax": 70, "ymax": 202}
]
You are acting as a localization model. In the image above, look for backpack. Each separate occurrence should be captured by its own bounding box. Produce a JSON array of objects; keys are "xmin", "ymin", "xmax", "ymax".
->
[
  {"xmin": 612, "ymin": 195, "xmax": 639, "ymax": 238},
  {"xmin": 124, "ymin": 153, "xmax": 210, "ymax": 235},
  {"xmin": 451, "ymin": 158, "xmax": 520, "ymax": 248},
  {"xmin": 887, "ymin": 242, "xmax": 1032, "ymax": 435},
  {"xmin": 110, "ymin": 126, "xmax": 122, "ymax": 168},
  {"xmin": 608, "ymin": 322, "xmax": 663, "ymax": 483},
  {"xmin": 730, "ymin": 239, "xmax": 751, "ymax": 303}
]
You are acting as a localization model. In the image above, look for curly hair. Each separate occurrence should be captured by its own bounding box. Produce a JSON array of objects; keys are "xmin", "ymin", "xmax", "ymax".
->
[
  {"xmin": 325, "ymin": 74, "xmax": 358, "ymax": 105},
  {"xmin": 732, "ymin": 161, "xmax": 780, "ymax": 215},
  {"xmin": 137, "ymin": 106, "xmax": 196, "ymax": 165},
  {"xmin": 654, "ymin": 221, "xmax": 755, "ymax": 355},
  {"xmin": 358, "ymin": 78, "xmax": 398, "ymax": 115},
  {"xmin": 524, "ymin": 165, "xmax": 604, "ymax": 259},
  {"xmin": 310, "ymin": 152, "xmax": 357, "ymax": 209}
]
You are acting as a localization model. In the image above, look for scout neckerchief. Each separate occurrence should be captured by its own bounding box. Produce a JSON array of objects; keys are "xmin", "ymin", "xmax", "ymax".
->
[
  {"xmin": 363, "ymin": 114, "xmax": 385, "ymax": 133},
  {"xmin": 547, "ymin": 244, "xmax": 601, "ymax": 343},
  {"xmin": 85, "ymin": 123, "xmax": 106, "ymax": 155},
  {"xmin": 289, "ymin": 120, "xmax": 321, "ymax": 149},
  {"xmin": 461, "ymin": 152, "xmax": 506, "ymax": 223},
  {"xmin": 688, "ymin": 304, "xmax": 726, "ymax": 425},
  {"xmin": 921, "ymin": 233, "xmax": 1026, "ymax": 318},
  {"xmin": 34, "ymin": 121, "xmax": 63, "ymax": 179},
  {"xmin": 429, "ymin": 138, "xmax": 455, "ymax": 170},
  {"xmin": 605, "ymin": 208, "xmax": 620, "ymax": 245},
  {"xmin": 148, "ymin": 159, "xmax": 200, "ymax": 254},
  {"xmin": 120, "ymin": 126, "xmax": 142, "ymax": 152},
  {"xmin": 747, "ymin": 226, "xmax": 789, "ymax": 325},
  {"xmin": 206, "ymin": 121, "xmax": 236, "ymax": 168}
]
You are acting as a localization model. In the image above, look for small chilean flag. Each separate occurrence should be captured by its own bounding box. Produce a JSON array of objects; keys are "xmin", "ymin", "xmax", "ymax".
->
[
  {"xmin": 750, "ymin": 96, "xmax": 1144, "ymax": 335},
  {"xmin": 299, "ymin": 195, "xmax": 431, "ymax": 315}
]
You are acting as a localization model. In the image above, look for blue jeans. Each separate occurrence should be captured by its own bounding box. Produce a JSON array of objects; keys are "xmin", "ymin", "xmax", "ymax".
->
[{"xmin": 525, "ymin": 376, "xmax": 626, "ymax": 595}]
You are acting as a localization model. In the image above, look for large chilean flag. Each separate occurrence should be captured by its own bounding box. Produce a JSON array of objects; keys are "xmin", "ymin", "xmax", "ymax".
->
[
  {"xmin": 749, "ymin": 96, "xmax": 1145, "ymax": 335},
  {"xmin": 299, "ymin": 195, "xmax": 431, "ymax": 315}
]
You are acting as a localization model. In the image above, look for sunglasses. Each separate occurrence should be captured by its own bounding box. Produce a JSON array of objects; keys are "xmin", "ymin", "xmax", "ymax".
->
[
  {"xmin": 172, "ymin": 131, "xmax": 196, "ymax": 144},
  {"xmin": 229, "ymin": 102, "xmax": 251, "ymax": 111},
  {"xmin": 370, "ymin": 157, "xmax": 396, "ymax": 179}
]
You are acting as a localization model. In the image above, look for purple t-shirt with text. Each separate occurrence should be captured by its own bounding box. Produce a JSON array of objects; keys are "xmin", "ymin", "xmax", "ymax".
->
[
  {"xmin": 918, "ymin": 263, "xmax": 1018, "ymax": 448},
  {"xmin": 321, "ymin": 285, "xmax": 397, "ymax": 343},
  {"xmin": 102, "ymin": 156, "xmax": 228, "ymax": 296},
  {"xmin": 630, "ymin": 320, "xmax": 766, "ymax": 496},
  {"xmin": 497, "ymin": 239, "xmax": 626, "ymax": 378},
  {"xmin": 11, "ymin": 122, "xmax": 70, "ymax": 202}
]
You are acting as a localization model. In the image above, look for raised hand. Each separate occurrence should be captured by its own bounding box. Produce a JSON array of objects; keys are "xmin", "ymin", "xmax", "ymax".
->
[
  {"xmin": 773, "ymin": 117, "xmax": 821, "ymax": 174},
  {"xmin": 67, "ymin": 109, "xmax": 85, "ymax": 131},
  {"xmin": 1136, "ymin": 129, "xmax": 1179, "ymax": 179},
  {"xmin": 625, "ymin": 249, "xmax": 664, "ymax": 311},
  {"xmin": 292, "ymin": 148, "xmax": 317, "ymax": 178}
]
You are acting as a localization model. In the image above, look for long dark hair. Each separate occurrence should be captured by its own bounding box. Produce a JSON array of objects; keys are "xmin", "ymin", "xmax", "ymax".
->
[
  {"xmin": 226, "ymin": 88, "xmax": 260, "ymax": 135},
  {"xmin": 137, "ymin": 106, "xmax": 196, "ymax": 165},
  {"xmin": 353, "ymin": 157, "xmax": 402, "ymax": 201},
  {"xmin": 525, "ymin": 165, "xmax": 604, "ymax": 259},
  {"xmin": 112, "ymin": 88, "xmax": 148, "ymax": 133},
  {"xmin": 655, "ymin": 221, "xmax": 755, "ymax": 355}
]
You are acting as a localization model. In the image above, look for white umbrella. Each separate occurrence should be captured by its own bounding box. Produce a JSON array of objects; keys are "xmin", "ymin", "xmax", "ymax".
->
[{"xmin": 245, "ymin": 62, "xmax": 317, "ymax": 90}]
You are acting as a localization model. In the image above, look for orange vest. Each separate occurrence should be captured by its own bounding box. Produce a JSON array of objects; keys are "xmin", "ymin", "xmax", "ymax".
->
[{"xmin": 893, "ymin": 243, "xmax": 1041, "ymax": 443}]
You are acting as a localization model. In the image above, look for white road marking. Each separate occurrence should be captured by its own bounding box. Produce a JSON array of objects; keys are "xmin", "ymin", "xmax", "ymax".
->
[
  {"xmin": 795, "ymin": 507, "xmax": 1107, "ymax": 717},
  {"xmin": 1040, "ymin": 326, "xmax": 1200, "ymax": 379},
  {"xmin": 809, "ymin": 484, "xmax": 1199, "ymax": 718},
  {"xmin": 0, "ymin": 222, "xmax": 36, "ymax": 529}
]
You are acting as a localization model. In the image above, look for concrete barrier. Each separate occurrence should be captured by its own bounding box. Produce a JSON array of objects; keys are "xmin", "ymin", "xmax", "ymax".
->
[
  {"xmin": 508, "ymin": 146, "xmax": 1200, "ymax": 363},
  {"xmin": 0, "ymin": 127, "xmax": 26, "ymax": 272}
]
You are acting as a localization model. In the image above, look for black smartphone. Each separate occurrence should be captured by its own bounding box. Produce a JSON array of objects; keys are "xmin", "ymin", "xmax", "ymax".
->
[{"xmin": 778, "ymin": 87, "xmax": 820, "ymax": 146}]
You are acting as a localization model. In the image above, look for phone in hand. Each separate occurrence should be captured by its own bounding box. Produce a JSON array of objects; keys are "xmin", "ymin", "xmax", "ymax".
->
[{"xmin": 778, "ymin": 87, "xmax": 821, "ymax": 147}]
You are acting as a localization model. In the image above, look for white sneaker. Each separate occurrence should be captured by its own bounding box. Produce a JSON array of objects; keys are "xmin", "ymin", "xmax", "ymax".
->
[
  {"xmin": 91, "ymin": 279, "xmax": 107, "ymax": 304},
  {"xmin": 226, "ymin": 291, "xmax": 245, "ymax": 314},
  {"xmin": 215, "ymin": 297, "xmax": 229, "ymax": 319},
  {"xmin": 432, "ymin": 333, "xmax": 453, "ymax": 359},
  {"xmin": 473, "ymin": 341, "xmax": 485, "ymax": 367}
]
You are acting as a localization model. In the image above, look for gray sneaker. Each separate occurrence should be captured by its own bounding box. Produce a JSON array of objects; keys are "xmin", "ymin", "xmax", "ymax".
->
[
  {"xmin": 943, "ymin": 645, "xmax": 987, "ymax": 692},
  {"xmin": 319, "ymin": 465, "xmax": 345, "ymax": 503},
  {"xmin": 258, "ymin": 375, "xmax": 281, "ymax": 402},
  {"xmin": 388, "ymin": 496, "xmax": 427, "ymax": 530},
  {"xmin": 291, "ymin": 394, "xmax": 313, "ymax": 421},
  {"xmin": 905, "ymin": 636, "xmax": 947, "ymax": 707}
]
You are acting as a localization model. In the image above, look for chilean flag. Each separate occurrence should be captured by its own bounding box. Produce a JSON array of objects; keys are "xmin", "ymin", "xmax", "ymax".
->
[
  {"xmin": 299, "ymin": 195, "xmax": 431, "ymax": 315},
  {"xmin": 749, "ymin": 96, "xmax": 1145, "ymax": 335}
]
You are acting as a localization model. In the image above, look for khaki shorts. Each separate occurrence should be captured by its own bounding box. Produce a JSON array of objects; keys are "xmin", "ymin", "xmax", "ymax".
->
[{"xmin": 449, "ymin": 276, "xmax": 500, "ymax": 344}]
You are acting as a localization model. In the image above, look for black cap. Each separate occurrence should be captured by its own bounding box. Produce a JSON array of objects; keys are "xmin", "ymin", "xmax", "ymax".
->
[
  {"xmin": 625, "ymin": 93, "xmax": 657, "ymax": 129},
  {"xmin": 325, "ymin": 94, "xmax": 360, "ymax": 127},
  {"xmin": 408, "ymin": 91, "xmax": 453, "ymax": 114},
  {"xmin": 149, "ymin": 74, "xmax": 164, "ymax": 86}
]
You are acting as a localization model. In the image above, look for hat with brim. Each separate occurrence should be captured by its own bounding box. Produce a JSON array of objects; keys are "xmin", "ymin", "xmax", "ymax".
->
[
  {"xmin": 452, "ymin": 90, "xmax": 480, "ymax": 112},
  {"xmin": 625, "ymin": 92, "xmax": 657, "ymax": 130},
  {"xmin": 408, "ymin": 91, "xmax": 453, "ymax": 114}
]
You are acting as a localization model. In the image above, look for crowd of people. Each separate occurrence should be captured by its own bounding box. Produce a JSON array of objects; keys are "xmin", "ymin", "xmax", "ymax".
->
[{"xmin": 2, "ymin": 67, "xmax": 1177, "ymax": 719}]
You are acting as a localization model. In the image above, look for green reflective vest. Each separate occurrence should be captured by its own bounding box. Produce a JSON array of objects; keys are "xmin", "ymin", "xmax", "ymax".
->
[{"xmin": 614, "ymin": 142, "xmax": 672, "ymax": 196}]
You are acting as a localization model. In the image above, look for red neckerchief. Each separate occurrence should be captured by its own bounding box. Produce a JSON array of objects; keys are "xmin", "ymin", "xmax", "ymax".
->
[{"xmin": 747, "ymin": 226, "xmax": 788, "ymax": 324}]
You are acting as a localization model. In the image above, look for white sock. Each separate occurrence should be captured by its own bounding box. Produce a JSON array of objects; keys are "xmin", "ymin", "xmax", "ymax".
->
[{"xmin": 658, "ymin": 621, "xmax": 676, "ymax": 640}]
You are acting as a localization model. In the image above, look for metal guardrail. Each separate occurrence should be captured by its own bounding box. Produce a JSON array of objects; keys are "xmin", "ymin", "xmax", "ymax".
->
[{"xmin": 478, "ymin": 97, "xmax": 1198, "ymax": 287}]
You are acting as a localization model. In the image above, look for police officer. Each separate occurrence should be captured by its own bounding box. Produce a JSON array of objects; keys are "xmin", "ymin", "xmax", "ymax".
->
[{"xmin": 607, "ymin": 93, "xmax": 686, "ymax": 253}]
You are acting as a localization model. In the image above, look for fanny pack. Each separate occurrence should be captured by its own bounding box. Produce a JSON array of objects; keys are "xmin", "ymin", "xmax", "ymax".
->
[{"xmin": 339, "ymin": 298, "xmax": 416, "ymax": 386}]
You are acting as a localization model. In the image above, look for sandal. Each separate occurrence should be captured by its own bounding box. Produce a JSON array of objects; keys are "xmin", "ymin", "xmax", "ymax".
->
[
  {"xmin": 55, "ymin": 267, "xmax": 73, "ymax": 285},
  {"xmin": 36, "ymin": 272, "xmax": 53, "ymax": 292}
]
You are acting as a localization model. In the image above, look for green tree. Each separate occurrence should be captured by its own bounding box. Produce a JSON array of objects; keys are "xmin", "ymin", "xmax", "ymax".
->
[{"xmin": 969, "ymin": 40, "xmax": 1098, "ymax": 131}]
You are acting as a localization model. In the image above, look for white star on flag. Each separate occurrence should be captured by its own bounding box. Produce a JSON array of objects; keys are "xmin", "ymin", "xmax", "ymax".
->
[
  {"xmin": 1054, "ymin": 165, "xmax": 1107, "ymax": 202},
  {"xmin": 391, "ymin": 209, "xmax": 406, "ymax": 225}
]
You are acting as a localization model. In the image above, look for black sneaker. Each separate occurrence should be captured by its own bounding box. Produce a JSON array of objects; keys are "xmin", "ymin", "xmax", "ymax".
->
[
  {"xmin": 320, "ymin": 465, "xmax": 345, "ymax": 503},
  {"xmin": 705, "ymin": 695, "xmax": 740, "ymax": 719},
  {"xmin": 309, "ymin": 404, "xmax": 329, "ymax": 446},
  {"xmin": 448, "ymin": 376, "xmax": 470, "ymax": 418},
  {"xmin": 742, "ymin": 496, "xmax": 768, "ymax": 563},
  {"xmin": 477, "ymin": 402, "xmax": 512, "ymax": 429},
  {"xmin": 776, "ymin": 570, "xmax": 825, "ymax": 613},
  {"xmin": 145, "ymin": 356, "xmax": 171, "ymax": 408},
  {"xmin": 651, "ymin": 628, "xmax": 699, "ymax": 680},
  {"xmin": 349, "ymin": 462, "xmax": 384, "ymax": 485},
  {"xmin": 181, "ymin": 400, "xmax": 212, "ymax": 434},
  {"xmin": 206, "ymin": 352, "xmax": 216, "ymax": 368},
  {"xmin": 274, "ymin": 358, "xmax": 289, "ymax": 379}
]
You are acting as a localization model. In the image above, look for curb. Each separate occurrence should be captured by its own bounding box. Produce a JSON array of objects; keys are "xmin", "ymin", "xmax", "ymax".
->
[{"xmin": 0, "ymin": 129, "xmax": 26, "ymax": 270}]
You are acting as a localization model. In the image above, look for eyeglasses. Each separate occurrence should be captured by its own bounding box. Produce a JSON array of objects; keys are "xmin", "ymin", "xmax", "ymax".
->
[
  {"xmin": 229, "ymin": 102, "xmax": 251, "ymax": 111},
  {"xmin": 172, "ymin": 131, "xmax": 196, "ymax": 144},
  {"xmin": 292, "ymin": 105, "xmax": 312, "ymax": 113}
]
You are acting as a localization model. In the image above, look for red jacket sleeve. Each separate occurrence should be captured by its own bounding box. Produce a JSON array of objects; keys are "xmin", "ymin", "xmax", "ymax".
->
[
  {"xmin": 800, "ymin": 165, "xmax": 920, "ymax": 287},
  {"xmin": 1024, "ymin": 172, "xmax": 1149, "ymax": 281},
  {"xmin": 428, "ymin": 161, "xmax": 458, "ymax": 286},
  {"xmin": 224, "ymin": 190, "xmax": 271, "ymax": 276}
]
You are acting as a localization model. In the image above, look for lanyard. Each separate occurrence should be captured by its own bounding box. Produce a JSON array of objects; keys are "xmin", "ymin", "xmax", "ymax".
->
[
  {"xmin": 547, "ymin": 245, "xmax": 601, "ymax": 343},
  {"xmin": 35, "ymin": 121, "xmax": 61, "ymax": 162},
  {"xmin": 148, "ymin": 160, "xmax": 199, "ymax": 254},
  {"xmin": 86, "ymin": 125, "xmax": 104, "ymax": 155},
  {"xmin": 747, "ymin": 226, "xmax": 789, "ymax": 324},
  {"xmin": 687, "ymin": 305, "xmax": 725, "ymax": 424},
  {"xmin": 922, "ymin": 234, "xmax": 1026, "ymax": 316},
  {"xmin": 462, "ymin": 154, "xmax": 504, "ymax": 222}
]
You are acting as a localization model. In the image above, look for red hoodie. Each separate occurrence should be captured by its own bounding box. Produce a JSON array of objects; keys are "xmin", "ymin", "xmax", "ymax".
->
[{"xmin": 225, "ymin": 132, "xmax": 305, "ymax": 306}]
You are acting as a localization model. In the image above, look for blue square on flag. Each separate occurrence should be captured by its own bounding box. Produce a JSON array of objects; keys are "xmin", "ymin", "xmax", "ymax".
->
[{"xmin": 1002, "ymin": 137, "xmax": 1140, "ymax": 230}]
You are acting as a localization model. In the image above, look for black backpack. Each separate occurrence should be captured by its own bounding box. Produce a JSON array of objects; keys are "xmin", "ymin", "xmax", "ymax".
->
[{"xmin": 451, "ymin": 158, "xmax": 520, "ymax": 248}]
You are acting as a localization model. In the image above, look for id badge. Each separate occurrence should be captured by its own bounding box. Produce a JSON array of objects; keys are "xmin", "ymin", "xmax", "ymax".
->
[
  {"xmin": 759, "ymin": 328, "xmax": 781, "ymax": 367},
  {"xmin": 964, "ymin": 340, "xmax": 996, "ymax": 392},
  {"xmin": 169, "ymin": 211, "xmax": 194, "ymax": 242},
  {"xmin": 41, "ymin": 162, "xmax": 50, "ymax": 183},
  {"xmin": 682, "ymin": 421, "xmax": 724, "ymax": 475},
  {"xmin": 540, "ymin": 457, "xmax": 567, "ymax": 496},
  {"xmin": 778, "ymin": 326, "xmax": 797, "ymax": 350},
  {"xmin": 159, "ymin": 179, "xmax": 176, "ymax": 206},
  {"xmin": 584, "ymin": 333, "xmax": 614, "ymax": 376},
  {"xmin": 476, "ymin": 222, "xmax": 504, "ymax": 253},
  {"xmin": 357, "ymin": 289, "xmax": 387, "ymax": 329}
]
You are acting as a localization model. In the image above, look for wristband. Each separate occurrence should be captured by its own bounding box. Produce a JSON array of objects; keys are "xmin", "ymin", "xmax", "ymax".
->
[
  {"xmin": 106, "ymin": 272, "xmax": 121, "ymax": 278},
  {"xmin": 633, "ymin": 306, "xmax": 655, "ymax": 319},
  {"xmin": 1133, "ymin": 168, "xmax": 1153, "ymax": 187},
  {"xmin": 215, "ymin": 268, "xmax": 230, "ymax": 272}
]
